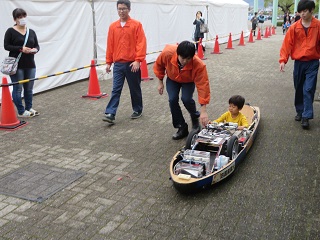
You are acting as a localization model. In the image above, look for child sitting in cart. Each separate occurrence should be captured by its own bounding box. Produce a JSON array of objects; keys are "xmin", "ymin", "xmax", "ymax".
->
[{"xmin": 211, "ymin": 95, "xmax": 249, "ymax": 130}]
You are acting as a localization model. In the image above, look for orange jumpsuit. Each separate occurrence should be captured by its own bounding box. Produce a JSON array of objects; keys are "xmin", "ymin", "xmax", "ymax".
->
[
  {"xmin": 106, "ymin": 17, "xmax": 146, "ymax": 64},
  {"xmin": 153, "ymin": 44, "xmax": 210, "ymax": 105}
]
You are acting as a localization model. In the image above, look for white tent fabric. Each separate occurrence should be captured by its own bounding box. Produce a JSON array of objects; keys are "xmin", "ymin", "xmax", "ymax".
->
[
  {"xmin": 95, "ymin": 0, "xmax": 249, "ymax": 63},
  {"xmin": 0, "ymin": 0, "xmax": 93, "ymax": 101},
  {"xmin": 0, "ymin": 0, "xmax": 248, "ymax": 101}
]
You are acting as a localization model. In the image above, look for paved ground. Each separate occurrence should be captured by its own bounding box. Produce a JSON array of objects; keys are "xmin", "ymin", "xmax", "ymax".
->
[{"xmin": 0, "ymin": 27, "xmax": 319, "ymax": 240}]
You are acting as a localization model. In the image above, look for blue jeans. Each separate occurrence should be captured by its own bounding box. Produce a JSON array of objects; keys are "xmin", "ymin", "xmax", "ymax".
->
[
  {"xmin": 293, "ymin": 60, "xmax": 319, "ymax": 119},
  {"xmin": 10, "ymin": 68, "xmax": 36, "ymax": 115},
  {"xmin": 166, "ymin": 77, "xmax": 200, "ymax": 128},
  {"xmin": 105, "ymin": 62, "xmax": 142, "ymax": 115}
]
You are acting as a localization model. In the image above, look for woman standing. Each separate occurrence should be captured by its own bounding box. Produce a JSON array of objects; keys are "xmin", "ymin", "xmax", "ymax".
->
[
  {"xmin": 193, "ymin": 11, "xmax": 205, "ymax": 52},
  {"xmin": 251, "ymin": 12, "xmax": 258, "ymax": 36},
  {"xmin": 4, "ymin": 8, "xmax": 40, "ymax": 117}
]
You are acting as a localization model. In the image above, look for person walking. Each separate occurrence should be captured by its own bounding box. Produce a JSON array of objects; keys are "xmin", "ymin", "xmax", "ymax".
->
[
  {"xmin": 153, "ymin": 41, "xmax": 210, "ymax": 140},
  {"xmin": 279, "ymin": 0, "xmax": 320, "ymax": 129},
  {"xmin": 193, "ymin": 11, "xmax": 205, "ymax": 52},
  {"xmin": 257, "ymin": 12, "xmax": 265, "ymax": 35},
  {"xmin": 294, "ymin": 12, "xmax": 301, "ymax": 22},
  {"xmin": 251, "ymin": 12, "xmax": 258, "ymax": 36},
  {"xmin": 3, "ymin": 8, "xmax": 40, "ymax": 117},
  {"xmin": 102, "ymin": 0, "xmax": 147, "ymax": 124},
  {"xmin": 283, "ymin": 12, "xmax": 291, "ymax": 25}
]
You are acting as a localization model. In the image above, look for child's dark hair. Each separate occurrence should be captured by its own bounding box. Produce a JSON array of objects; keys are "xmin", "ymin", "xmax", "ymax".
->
[
  {"xmin": 177, "ymin": 41, "xmax": 196, "ymax": 59},
  {"xmin": 229, "ymin": 95, "xmax": 245, "ymax": 110},
  {"xmin": 117, "ymin": 0, "xmax": 131, "ymax": 10},
  {"xmin": 12, "ymin": 8, "xmax": 27, "ymax": 20},
  {"xmin": 297, "ymin": 0, "xmax": 315, "ymax": 13}
]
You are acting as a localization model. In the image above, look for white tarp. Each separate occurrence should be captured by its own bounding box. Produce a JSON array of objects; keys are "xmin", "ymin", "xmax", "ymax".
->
[
  {"xmin": 0, "ymin": 0, "xmax": 248, "ymax": 101},
  {"xmin": 0, "ymin": 0, "xmax": 93, "ymax": 101},
  {"xmin": 95, "ymin": 0, "xmax": 249, "ymax": 62}
]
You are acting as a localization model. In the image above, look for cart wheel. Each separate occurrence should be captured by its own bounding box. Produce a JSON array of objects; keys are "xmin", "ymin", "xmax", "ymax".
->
[
  {"xmin": 185, "ymin": 128, "xmax": 200, "ymax": 149},
  {"xmin": 226, "ymin": 135, "xmax": 239, "ymax": 159}
]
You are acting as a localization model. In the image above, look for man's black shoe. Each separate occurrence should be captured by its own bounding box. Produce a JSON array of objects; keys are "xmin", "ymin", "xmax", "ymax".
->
[
  {"xmin": 131, "ymin": 111, "xmax": 142, "ymax": 119},
  {"xmin": 102, "ymin": 113, "xmax": 115, "ymax": 123},
  {"xmin": 172, "ymin": 124, "xmax": 189, "ymax": 140},
  {"xmin": 295, "ymin": 114, "xmax": 302, "ymax": 121},
  {"xmin": 301, "ymin": 118, "xmax": 309, "ymax": 129},
  {"xmin": 191, "ymin": 118, "xmax": 201, "ymax": 130}
]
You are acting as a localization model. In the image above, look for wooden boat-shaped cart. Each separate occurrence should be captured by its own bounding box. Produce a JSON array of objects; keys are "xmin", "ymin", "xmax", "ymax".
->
[{"xmin": 170, "ymin": 105, "xmax": 260, "ymax": 193}]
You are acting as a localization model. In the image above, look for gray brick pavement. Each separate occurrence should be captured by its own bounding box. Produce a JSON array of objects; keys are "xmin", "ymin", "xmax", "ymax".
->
[{"xmin": 0, "ymin": 27, "xmax": 319, "ymax": 239}]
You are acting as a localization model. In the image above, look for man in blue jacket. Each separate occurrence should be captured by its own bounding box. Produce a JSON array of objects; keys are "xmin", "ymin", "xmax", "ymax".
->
[{"xmin": 258, "ymin": 12, "xmax": 265, "ymax": 35}]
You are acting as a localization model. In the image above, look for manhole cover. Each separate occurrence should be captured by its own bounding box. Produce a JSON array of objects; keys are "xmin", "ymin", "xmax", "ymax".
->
[{"xmin": 0, "ymin": 163, "xmax": 86, "ymax": 203}]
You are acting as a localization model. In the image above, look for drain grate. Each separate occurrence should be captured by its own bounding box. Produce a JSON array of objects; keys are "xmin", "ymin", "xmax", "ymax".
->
[{"xmin": 0, "ymin": 163, "xmax": 86, "ymax": 203}]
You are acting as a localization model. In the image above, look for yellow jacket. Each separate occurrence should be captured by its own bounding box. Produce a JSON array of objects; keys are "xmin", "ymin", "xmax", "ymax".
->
[
  {"xmin": 214, "ymin": 111, "xmax": 249, "ymax": 128},
  {"xmin": 106, "ymin": 17, "xmax": 146, "ymax": 64},
  {"xmin": 153, "ymin": 44, "xmax": 210, "ymax": 105},
  {"xmin": 279, "ymin": 17, "xmax": 320, "ymax": 63}
]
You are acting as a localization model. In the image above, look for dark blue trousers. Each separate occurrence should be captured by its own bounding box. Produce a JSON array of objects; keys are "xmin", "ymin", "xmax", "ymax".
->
[
  {"xmin": 293, "ymin": 60, "xmax": 319, "ymax": 119},
  {"xmin": 105, "ymin": 62, "xmax": 142, "ymax": 115},
  {"xmin": 10, "ymin": 68, "xmax": 36, "ymax": 115},
  {"xmin": 166, "ymin": 77, "xmax": 200, "ymax": 128}
]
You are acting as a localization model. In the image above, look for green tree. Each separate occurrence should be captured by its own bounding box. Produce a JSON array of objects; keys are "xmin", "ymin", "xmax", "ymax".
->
[
  {"xmin": 265, "ymin": 0, "xmax": 319, "ymax": 14},
  {"xmin": 264, "ymin": 0, "xmax": 294, "ymax": 14}
]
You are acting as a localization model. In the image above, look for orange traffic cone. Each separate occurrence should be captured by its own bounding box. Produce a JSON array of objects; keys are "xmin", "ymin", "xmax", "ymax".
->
[
  {"xmin": 238, "ymin": 31, "xmax": 245, "ymax": 46},
  {"xmin": 256, "ymin": 28, "xmax": 262, "ymax": 40},
  {"xmin": 248, "ymin": 30, "xmax": 254, "ymax": 43},
  {"xmin": 0, "ymin": 76, "xmax": 27, "ymax": 131},
  {"xmin": 82, "ymin": 60, "xmax": 108, "ymax": 99},
  {"xmin": 211, "ymin": 35, "xmax": 222, "ymax": 54},
  {"xmin": 225, "ymin": 33, "xmax": 234, "ymax": 49},
  {"xmin": 197, "ymin": 39, "xmax": 207, "ymax": 60},
  {"xmin": 272, "ymin": 26, "xmax": 276, "ymax": 35},
  {"xmin": 141, "ymin": 59, "xmax": 154, "ymax": 81},
  {"xmin": 268, "ymin": 26, "xmax": 272, "ymax": 36},
  {"xmin": 264, "ymin": 27, "xmax": 269, "ymax": 38}
]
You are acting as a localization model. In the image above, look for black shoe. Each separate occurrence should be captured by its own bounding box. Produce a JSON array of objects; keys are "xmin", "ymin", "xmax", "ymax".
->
[
  {"xmin": 172, "ymin": 124, "xmax": 189, "ymax": 140},
  {"xmin": 191, "ymin": 118, "xmax": 201, "ymax": 130},
  {"xmin": 102, "ymin": 113, "xmax": 115, "ymax": 123},
  {"xmin": 301, "ymin": 118, "xmax": 309, "ymax": 129},
  {"xmin": 295, "ymin": 114, "xmax": 302, "ymax": 121},
  {"xmin": 131, "ymin": 111, "xmax": 142, "ymax": 119}
]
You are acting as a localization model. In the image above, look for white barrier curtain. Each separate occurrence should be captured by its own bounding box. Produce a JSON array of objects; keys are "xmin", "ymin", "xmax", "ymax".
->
[
  {"xmin": 0, "ymin": 0, "xmax": 93, "ymax": 100},
  {"xmin": 0, "ymin": 0, "xmax": 248, "ymax": 101}
]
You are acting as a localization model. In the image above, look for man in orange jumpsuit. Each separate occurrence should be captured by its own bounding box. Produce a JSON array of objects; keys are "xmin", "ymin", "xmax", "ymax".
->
[
  {"xmin": 153, "ymin": 41, "xmax": 210, "ymax": 140},
  {"xmin": 279, "ymin": 0, "xmax": 320, "ymax": 129},
  {"xmin": 103, "ymin": 0, "xmax": 146, "ymax": 124}
]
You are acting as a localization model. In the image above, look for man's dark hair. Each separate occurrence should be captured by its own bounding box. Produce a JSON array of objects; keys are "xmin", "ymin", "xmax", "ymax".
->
[
  {"xmin": 297, "ymin": 0, "xmax": 315, "ymax": 13},
  {"xmin": 12, "ymin": 8, "xmax": 27, "ymax": 20},
  {"xmin": 229, "ymin": 95, "xmax": 245, "ymax": 110},
  {"xmin": 177, "ymin": 41, "xmax": 196, "ymax": 59},
  {"xmin": 117, "ymin": 0, "xmax": 131, "ymax": 10}
]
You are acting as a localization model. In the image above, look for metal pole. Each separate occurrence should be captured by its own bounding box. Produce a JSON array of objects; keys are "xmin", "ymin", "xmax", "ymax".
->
[
  {"xmin": 206, "ymin": 5, "xmax": 209, "ymax": 41},
  {"xmin": 272, "ymin": 0, "xmax": 278, "ymax": 27},
  {"xmin": 254, "ymin": 0, "xmax": 258, "ymax": 13},
  {"xmin": 294, "ymin": 0, "xmax": 299, "ymax": 13},
  {"xmin": 91, "ymin": 0, "xmax": 98, "ymax": 63}
]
